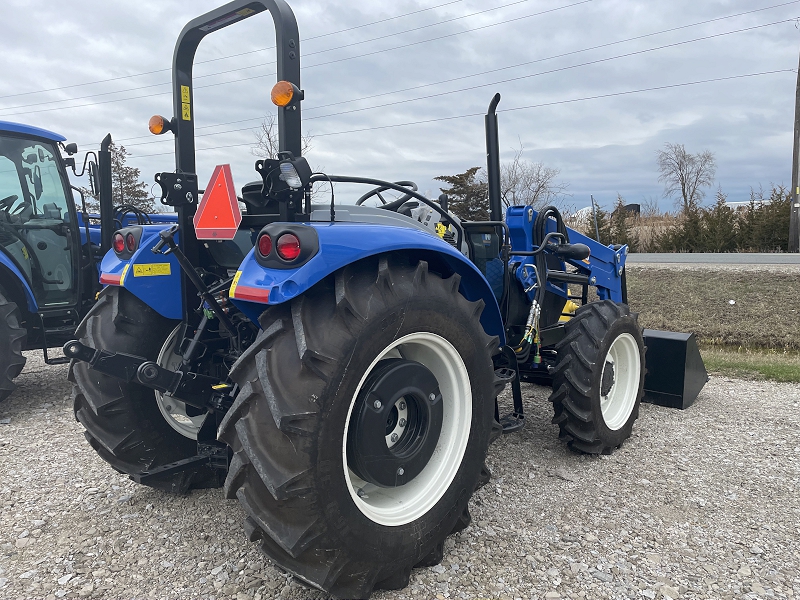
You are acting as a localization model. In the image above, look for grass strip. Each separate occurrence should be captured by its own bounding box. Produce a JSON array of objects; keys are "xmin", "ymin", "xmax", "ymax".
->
[{"xmin": 700, "ymin": 346, "xmax": 800, "ymax": 383}]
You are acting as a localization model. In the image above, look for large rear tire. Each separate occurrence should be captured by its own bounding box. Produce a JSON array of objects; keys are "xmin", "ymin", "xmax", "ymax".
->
[
  {"xmin": 549, "ymin": 300, "xmax": 645, "ymax": 454},
  {"xmin": 69, "ymin": 287, "xmax": 221, "ymax": 493},
  {"xmin": 220, "ymin": 255, "xmax": 499, "ymax": 598},
  {"xmin": 0, "ymin": 288, "xmax": 26, "ymax": 403}
]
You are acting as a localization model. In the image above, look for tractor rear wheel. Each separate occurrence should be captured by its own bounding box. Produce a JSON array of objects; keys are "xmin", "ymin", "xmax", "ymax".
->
[
  {"xmin": 220, "ymin": 255, "xmax": 499, "ymax": 599},
  {"xmin": 0, "ymin": 288, "xmax": 26, "ymax": 403},
  {"xmin": 69, "ymin": 287, "xmax": 221, "ymax": 493},
  {"xmin": 549, "ymin": 300, "xmax": 644, "ymax": 454}
]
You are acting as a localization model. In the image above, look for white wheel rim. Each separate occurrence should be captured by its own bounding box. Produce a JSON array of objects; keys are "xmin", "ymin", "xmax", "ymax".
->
[
  {"xmin": 342, "ymin": 332, "xmax": 472, "ymax": 527},
  {"xmin": 154, "ymin": 326, "xmax": 208, "ymax": 440},
  {"xmin": 599, "ymin": 332, "xmax": 640, "ymax": 430}
]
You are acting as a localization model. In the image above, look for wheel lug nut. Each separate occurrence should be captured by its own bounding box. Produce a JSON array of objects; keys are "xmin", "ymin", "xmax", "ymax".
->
[
  {"xmin": 397, "ymin": 467, "xmax": 404, "ymax": 476},
  {"xmin": 429, "ymin": 393, "xmax": 436, "ymax": 401},
  {"xmin": 373, "ymin": 400, "xmax": 382, "ymax": 409},
  {"xmin": 398, "ymin": 401, "xmax": 406, "ymax": 410},
  {"xmin": 398, "ymin": 418, "xmax": 406, "ymax": 427},
  {"xmin": 165, "ymin": 405, "xmax": 173, "ymax": 412},
  {"xmin": 390, "ymin": 433, "xmax": 398, "ymax": 443}
]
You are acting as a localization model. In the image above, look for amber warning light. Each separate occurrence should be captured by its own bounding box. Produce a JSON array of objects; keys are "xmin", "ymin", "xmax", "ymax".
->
[
  {"xmin": 193, "ymin": 164, "xmax": 242, "ymax": 240},
  {"xmin": 271, "ymin": 81, "xmax": 303, "ymax": 107},
  {"xmin": 148, "ymin": 115, "xmax": 173, "ymax": 135}
]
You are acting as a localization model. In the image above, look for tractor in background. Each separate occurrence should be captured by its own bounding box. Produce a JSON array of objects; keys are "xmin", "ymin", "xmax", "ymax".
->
[
  {"xmin": 0, "ymin": 122, "xmax": 174, "ymax": 401},
  {"xmin": 64, "ymin": 0, "xmax": 703, "ymax": 597}
]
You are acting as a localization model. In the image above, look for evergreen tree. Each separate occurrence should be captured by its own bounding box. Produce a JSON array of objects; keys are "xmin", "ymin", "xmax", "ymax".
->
[
  {"xmin": 585, "ymin": 202, "xmax": 612, "ymax": 246},
  {"xmin": 702, "ymin": 188, "xmax": 737, "ymax": 252},
  {"xmin": 434, "ymin": 167, "xmax": 489, "ymax": 221},
  {"xmin": 109, "ymin": 141, "xmax": 153, "ymax": 211},
  {"xmin": 610, "ymin": 194, "xmax": 638, "ymax": 251},
  {"xmin": 655, "ymin": 201, "xmax": 703, "ymax": 252}
]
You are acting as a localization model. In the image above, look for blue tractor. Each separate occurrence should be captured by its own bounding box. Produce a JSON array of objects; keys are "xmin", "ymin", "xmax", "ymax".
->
[
  {"xmin": 64, "ymin": 1, "xmax": 668, "ymax": 597},
  {"xmin": 0, "ymin": 121, "xmax": 174, "ymax": 402}
]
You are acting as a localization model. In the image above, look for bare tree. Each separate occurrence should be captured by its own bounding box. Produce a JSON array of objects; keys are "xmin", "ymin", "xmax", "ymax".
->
[
  {"xmin": 496, "ymin": 144, "xmax": 569, "ymax": 210},
  {"xmin": 656, "ymin": 143, "xmax": 716, "ymax": 211},
  {"xmin": 252, "ymin": 113, "xmax": 314, "ymax": 159}
]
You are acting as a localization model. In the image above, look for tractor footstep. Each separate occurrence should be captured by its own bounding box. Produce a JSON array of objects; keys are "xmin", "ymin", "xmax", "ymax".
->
[{"xmin": 499, "ymin": 412, "xmax": 524, "ymax": 434}]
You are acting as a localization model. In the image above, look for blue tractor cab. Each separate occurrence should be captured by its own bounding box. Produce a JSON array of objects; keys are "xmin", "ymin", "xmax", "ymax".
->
[{"xmin": 0, "ymin": 121, "xmax": 174, "ymax": 401}]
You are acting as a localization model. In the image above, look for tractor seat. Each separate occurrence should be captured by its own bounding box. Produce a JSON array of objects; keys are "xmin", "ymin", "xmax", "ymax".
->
[{"xmin": 240, "ymin": 181, "xmax": 279, "ymax": 215}]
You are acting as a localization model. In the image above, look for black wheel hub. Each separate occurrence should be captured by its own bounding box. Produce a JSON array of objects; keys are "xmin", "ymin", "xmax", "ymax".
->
[
  {"xmin": 601, "ymin": 360, "xmax": 615, "ymax": 396},
  {"xmin": 347, "ymin": 358, "xmax": 443, "ymax": 488}
]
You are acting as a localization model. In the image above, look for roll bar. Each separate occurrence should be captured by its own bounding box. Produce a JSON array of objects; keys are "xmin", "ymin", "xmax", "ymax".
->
[{"xmin": 171, "ymin": 0, "xmax": 302, "ymax": 174}]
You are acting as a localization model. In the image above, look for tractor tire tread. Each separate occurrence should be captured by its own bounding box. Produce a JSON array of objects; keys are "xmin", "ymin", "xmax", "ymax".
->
[
  {"xmin": 548, "ymin": 300, "xmax": 644, "ymax": 455},
  {"xmin": 69, "ymin": 287, "xmax": 222, "ymax": 493},
  {"xmin": 0, "ymin": 290, "xmax": 27, "ymax": 402},
  {"xmin": 222, "ymin": 254, "xmax": 500, "ymax": 598}
]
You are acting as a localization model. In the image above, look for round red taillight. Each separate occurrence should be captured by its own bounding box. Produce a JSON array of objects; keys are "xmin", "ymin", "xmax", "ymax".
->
[
  {"xmin": 257, "ymin": 233, "xmax": 272, "ymax": 257},
  {"xmin": 276, "ymin": 233, "xmax": 301, "ymax": 261},
  {"xmin": 125, "ymin": 232, "xmax": 137, "ymax": 252},
  {"xmin": 112, "ymin": 232, "xmax": 125, "ymax": 254}
]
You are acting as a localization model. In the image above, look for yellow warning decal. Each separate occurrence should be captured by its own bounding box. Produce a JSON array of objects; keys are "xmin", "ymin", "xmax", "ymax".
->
[
  {"xmin": 21, "ymin": 246, "xmax": 29, "ymax": 260},
  {"xmin": 229, "ymin": 270, "xmax": 242, "ymax": 297},
  {"xmin": 435, "ymin": 222, "xmax": 446, "ymax": 238},
  {"xmin": 181, "ymin": 85, "xmax": 191, "ymax": 120},
  {"xmin": 119, "ymin": 263, "xmax": 130, "ymax": 286},
  {"xmin": 212, "ymin": 383, "xmax": 233, "ymax": 390},
  {"xmin": 236, "ymin": 8, "xmax": 255, "ymax": 16},
  {"xmin": 133, "ymin": 263, "xmax": 171, "ymax": 277}
]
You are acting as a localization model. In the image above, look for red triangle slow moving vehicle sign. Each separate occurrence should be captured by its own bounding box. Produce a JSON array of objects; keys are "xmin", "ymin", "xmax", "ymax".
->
[{"xmin": 193, "ymin": 164, "xmax": 241, "ymax": 240}]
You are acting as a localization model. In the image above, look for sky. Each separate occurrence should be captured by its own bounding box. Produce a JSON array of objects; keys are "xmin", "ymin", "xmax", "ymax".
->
[{"xmin": 1, "ymin": 0, "xmax": 799, "ymax": 212}]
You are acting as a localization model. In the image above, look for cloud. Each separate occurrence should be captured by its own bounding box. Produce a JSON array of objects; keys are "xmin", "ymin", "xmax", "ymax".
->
[{"xmin": 0, "ymin": 0, "xmax": 796, "ymax": 210}]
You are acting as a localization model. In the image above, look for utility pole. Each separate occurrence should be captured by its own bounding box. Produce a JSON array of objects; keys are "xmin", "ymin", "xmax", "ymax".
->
[{"xmin": 791, "ymin": 47, "xmax": 800, "ymax": 252}]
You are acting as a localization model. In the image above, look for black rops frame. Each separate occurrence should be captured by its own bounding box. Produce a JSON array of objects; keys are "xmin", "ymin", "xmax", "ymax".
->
[{"xmin": 166, "ymin": 0, "xmax": 302, "ymax": 322}]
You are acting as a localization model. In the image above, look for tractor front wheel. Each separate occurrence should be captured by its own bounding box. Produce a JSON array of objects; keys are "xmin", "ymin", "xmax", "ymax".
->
[
  {"xmin": 0, "ymin": 288, "xmax": 26, "ymax": 402},
  {"xmin": 69, "ymin": 287, "xmax": 221, "ymax": 493},
  {"xmin": 549, "ymin": 300, "xmax": 645, "ymax": 454},
  {"xmin": 220, "ymin": 255, "xmax": 499, "ymax": 599}
]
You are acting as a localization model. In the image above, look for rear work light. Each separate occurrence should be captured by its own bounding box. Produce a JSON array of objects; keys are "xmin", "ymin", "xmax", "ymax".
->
[
  {"xmin": 257, "ymin": 233, "xmax": 272, "ymax": 257},
  {"xmin": 113, "ymin": 232, "xmax": 125, "ymax": 254},
  {"xmin": 276, "ymin": 233, "xmax": 301, "ymax": 261},
  {"xmin": 125, "ymin": 232, "xmax": 137, "ymax": 253}
]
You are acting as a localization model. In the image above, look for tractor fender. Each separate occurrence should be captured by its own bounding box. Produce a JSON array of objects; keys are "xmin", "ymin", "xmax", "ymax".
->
[
  {"xmin": 0, "ymin": 251, "xmax": 37, "ymax": 312},
  {"xmin": 98, "ymin": 226, "xmax": 183, "ymax": 320},
  {"xmin": 230, "ymin": 222, "xmax": 505, "ymax": 344}
]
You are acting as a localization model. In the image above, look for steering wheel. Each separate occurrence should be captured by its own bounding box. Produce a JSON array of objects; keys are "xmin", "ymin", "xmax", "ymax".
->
[
  {"xmin": 0, "ymin": 194, "xmax": 19, "ymax": 210},
  {"xmin": 355, "ymin": 181, "xmax": 418, "ymax": 206}
]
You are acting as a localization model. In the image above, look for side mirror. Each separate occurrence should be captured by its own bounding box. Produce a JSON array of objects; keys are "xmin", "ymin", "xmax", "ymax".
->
[{"xmin": 64, "ymin": 143, "xmax": 78, "ymax": 155}]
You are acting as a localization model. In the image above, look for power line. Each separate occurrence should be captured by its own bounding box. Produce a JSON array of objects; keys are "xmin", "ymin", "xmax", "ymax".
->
[
  {"xmin": 131, "ymin": 69, "xmax": 795, "ymax": 158},
  {"xmin": 0, "ymin": 0, "xmax": 474, "ymax": 101},
  {"xmin": 81, "ymin": 0, "xmax": 800, "ymax": 147},
  {"xmin": 118, "ymin": 18, "xmax": 795, "ymax": 149},
  {"xmin": 0, "ymin": 0, "xmax": 588, "ymax": 117},
  {"xmin": 0, "ymin": 0, "xmax": 539, "ymax": 112}
]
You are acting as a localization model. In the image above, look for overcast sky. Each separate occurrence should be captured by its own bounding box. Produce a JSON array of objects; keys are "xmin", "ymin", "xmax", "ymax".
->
[{"xmin": 1, "ymin": 0, "xmax": 798, "ymax": 212}]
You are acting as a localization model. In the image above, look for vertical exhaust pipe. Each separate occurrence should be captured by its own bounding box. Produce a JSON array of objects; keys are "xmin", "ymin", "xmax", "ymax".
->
[
  {"xmin": 485, "ymin": 93, "xmax": 502, "ymax": 222},
  {"xmin": 98, "ymin": 134, "xmax": 114, "ymax": 253}
]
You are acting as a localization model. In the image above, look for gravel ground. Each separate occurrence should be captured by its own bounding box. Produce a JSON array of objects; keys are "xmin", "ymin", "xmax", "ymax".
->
[{"xmin": 1, "ymin": 351, "xmax": 798, "ymax": 600}]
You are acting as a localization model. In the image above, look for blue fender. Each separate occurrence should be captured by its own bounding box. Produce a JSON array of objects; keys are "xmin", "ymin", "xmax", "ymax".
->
[
  {"xmin": 98, "ymin": 226, "xmax": 183, "ymax": 320},
  {"xmin": 0, "ymin": 251, "xmax": 38, "ymax": 312},
  {"xmin": 230, "ymin": 222, "xmax": 505, "ymax": 344}
]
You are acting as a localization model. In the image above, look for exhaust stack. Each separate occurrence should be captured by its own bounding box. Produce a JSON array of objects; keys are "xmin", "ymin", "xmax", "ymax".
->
[{"xmin": 485, "ymin": 93, "xmax": 502, "ymax": 222}]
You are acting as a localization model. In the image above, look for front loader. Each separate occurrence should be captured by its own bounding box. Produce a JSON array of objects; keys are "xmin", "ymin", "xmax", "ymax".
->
[{"xmin": 64, "ymin": 1, "xmax": 703, "ymax": 597}]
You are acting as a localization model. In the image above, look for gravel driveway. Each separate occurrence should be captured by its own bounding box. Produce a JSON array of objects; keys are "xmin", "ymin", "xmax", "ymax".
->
[{"xmin": 1, "ymin": 351, "xmax": 798, "ymax": 600}]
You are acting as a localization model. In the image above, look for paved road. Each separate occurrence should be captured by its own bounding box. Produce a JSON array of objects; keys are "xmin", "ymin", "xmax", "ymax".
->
[{"xmin": 626, "ymin": 253, "xmax": 800, "ymax": 265}]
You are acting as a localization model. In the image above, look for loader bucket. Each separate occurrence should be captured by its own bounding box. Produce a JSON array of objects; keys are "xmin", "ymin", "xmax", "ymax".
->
[{"xmin": 642, "ymin": 329, "xmax": 708, "ymax": 409}]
